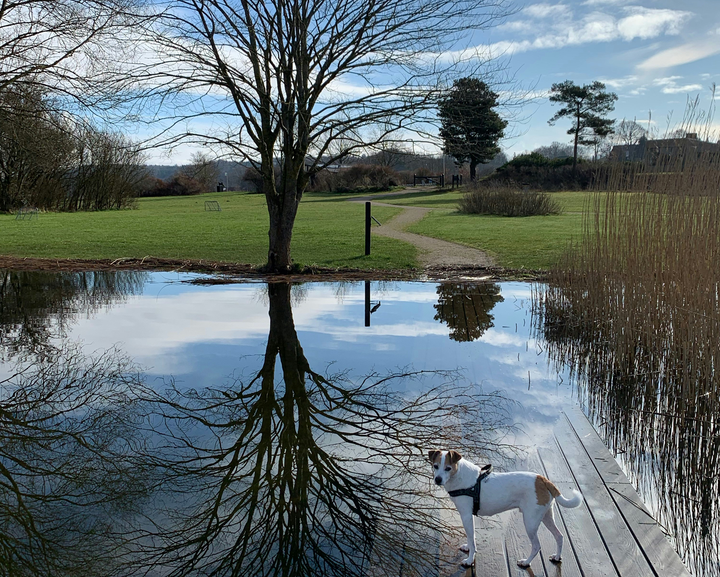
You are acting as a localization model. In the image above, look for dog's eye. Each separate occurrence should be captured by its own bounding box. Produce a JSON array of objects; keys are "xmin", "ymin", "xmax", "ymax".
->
[
  {"xmin": 445, "ymin": 467, "xmax": 451, "ymax": 472},
  {"xmin": 433, "ymin": 464, "xmax": 438, "ymax": 469}
]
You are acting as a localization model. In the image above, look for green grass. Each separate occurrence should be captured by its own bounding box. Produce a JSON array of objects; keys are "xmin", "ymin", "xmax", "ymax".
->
[
  {"xmin": 0, "ymin": 191, "xmax": 417, "ymax": 270},
  {"xmin": 0, "ymin": 188, "xmax": 596, "ymax": 271},
  {"xmin": 403, "ymin": 190, "xmax": 591, "ymax": 270}
]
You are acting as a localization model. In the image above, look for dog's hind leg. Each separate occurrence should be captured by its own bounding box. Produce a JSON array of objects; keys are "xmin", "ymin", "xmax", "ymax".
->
[
  {"xmin": 517, "ymin": 510, "xmax": 543, "ymax": 568},
  {"xmin": 542, "ymin": 506, "xmax": 564, "ymax": 563}
]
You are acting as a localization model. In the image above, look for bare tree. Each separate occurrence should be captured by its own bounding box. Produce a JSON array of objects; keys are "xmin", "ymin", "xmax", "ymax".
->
[
  {"xmin": 181, "ymin": 151, "xmax": 219, "ymax": 192},
  {"xmin": 613, "ymin": 119, "xmax": 648, "ymax": 146},
  {"xmin": 0, "ymin": 0, "xmax": 140, "ymax": 99},
  {"xmin": 130, "ymin": 0, "xmax": 509, "ymax": 271}
]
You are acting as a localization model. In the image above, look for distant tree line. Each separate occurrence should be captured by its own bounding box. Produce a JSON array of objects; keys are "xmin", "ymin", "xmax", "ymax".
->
[{"xmin": 0, "ymin": 88, "xmax": 146, "ymax": 213}]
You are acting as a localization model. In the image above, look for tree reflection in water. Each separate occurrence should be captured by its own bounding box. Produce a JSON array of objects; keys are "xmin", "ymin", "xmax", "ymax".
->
[
  {"xmin": 139, "ymin": 283, "xmax": 515, "ymax": 577},
  {"xmin": 534, "ymin": 282, "xmax": 720, "ymax": 577},
  {"xmin": 1, "ymin": 275, "xmax": 516, "ymax": 577},
  {"xmin": 0, "ymin": 343, "xmax": 150, "ymax": 577},
  {"xmin": 434, "ymin": 283, "xmax": 504, "ymax": 342},
  {"xmin": 0, "ymin": 270, "xmax": 147, "ymax": 360}
]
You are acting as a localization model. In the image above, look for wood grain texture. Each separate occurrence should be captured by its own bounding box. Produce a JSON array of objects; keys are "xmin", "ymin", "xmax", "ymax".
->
[
  {"xmin": 556, "ymin": 414, "xmax": 655, "ymax": 577},
  {"xmin": 539, "ymin": 445, "xmax": 619, "ymax": 577},
  {"xmin": 608, "ymin": 483, "xmax": 692, "ymax": 577}
]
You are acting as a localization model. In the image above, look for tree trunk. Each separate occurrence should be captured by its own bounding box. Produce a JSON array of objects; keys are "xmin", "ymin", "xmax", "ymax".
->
[{"xmin": 470, "ymin": 159, "xmax": 477, "ymax": 181}]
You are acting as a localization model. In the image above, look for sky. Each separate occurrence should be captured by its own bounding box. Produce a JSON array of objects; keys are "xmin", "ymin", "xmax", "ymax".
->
[
  {"xmin": 140, "ymin": 0, "xmax": 720, "ymax": 164},
  {"xmin": 492, "ymin": 0, "xmax": 720, "ymax": 156}
]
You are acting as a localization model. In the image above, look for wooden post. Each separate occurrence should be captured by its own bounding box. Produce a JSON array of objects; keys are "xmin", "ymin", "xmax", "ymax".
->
[{"xmin": 365, "ymin": 201, "xmax": 371, "ymax": 256}]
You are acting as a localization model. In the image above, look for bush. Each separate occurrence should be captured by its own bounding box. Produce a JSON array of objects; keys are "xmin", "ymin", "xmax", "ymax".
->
[
  {"xmin": 310, "ymin": 164, "xmax": 402, "ymax": 193},
  {"xmin": 137, "ymin": 173, "xmax": 205, "ymax": 197},
  {"xmin": 460, "ymin": 183, "xmax": 562, "ymax": 216},
  {"xmin": 487, "ymin": 159, "xmax": 595, "ymax": 191}
]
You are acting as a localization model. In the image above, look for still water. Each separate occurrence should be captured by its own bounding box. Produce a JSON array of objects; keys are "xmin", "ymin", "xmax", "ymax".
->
[{"xmin": 0, "ymin": 271, "xmax": 714, "ymax": 576}]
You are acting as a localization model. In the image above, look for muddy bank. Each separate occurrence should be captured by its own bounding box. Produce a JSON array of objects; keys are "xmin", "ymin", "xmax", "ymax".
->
[{"xmin": 0, "ymin": 255, "xmax": 545, "ymax": 283}]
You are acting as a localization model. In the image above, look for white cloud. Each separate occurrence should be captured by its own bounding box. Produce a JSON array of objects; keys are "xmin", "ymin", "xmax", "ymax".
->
[
  {"xmin": 638, "ymin": 41, "xmax": 720, "ymax": 70},
  {"xmin": 487, "ymin": 5, "xmax": 692, "ymax": 57},
  {"xmin": 617, "ymin": 7, "xmax": 689, "ymax": 40},
  {"xmin": 653, "ymin": 76, "xmax": 703, "ymax": 94}
]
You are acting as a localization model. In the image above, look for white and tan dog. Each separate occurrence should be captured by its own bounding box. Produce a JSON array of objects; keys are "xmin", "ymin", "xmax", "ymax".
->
[{"xmin": 429, "ymin": 449, "xmax": 582, "ymax": 568}]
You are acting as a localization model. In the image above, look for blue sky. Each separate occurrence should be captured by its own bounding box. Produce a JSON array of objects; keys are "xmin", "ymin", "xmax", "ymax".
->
[
  {"xmin": 140, "ymin": 0, "xmax": 720, "ymax": 164},
  {"xmin": 495, "ymin": 0, "xmax": 720, "ymax": 155}
]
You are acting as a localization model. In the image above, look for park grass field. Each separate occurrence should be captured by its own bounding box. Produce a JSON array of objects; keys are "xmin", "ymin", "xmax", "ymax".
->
[
  {"xmin": 0, "ymin": 188, "xmax": 592, "ymax": 271},
  {"xmin": 0, "ymin": 191, "xmax": 416, "ymax": 270},
  {"xmin": 399, "ymin": 189, "xmax": 590, "ymax": 270}
]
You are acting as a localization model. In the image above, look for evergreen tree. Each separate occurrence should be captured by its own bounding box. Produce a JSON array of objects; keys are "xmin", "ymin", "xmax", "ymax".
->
[
  {"xmin": 548, "ymin": 80, "xmax": 618, "ymax": 169},
  {"xmin": 439, "ymin": 78, "xmax": 507, "ymax": 181}
]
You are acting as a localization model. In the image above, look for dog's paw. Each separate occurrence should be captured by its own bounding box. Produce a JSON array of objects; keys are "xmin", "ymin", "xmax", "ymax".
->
[
  {"xmin": 460, "ymin": 556, "xmax": 475, "ymax": 568},
  {"xmin": 458, "ymin": 544, "xmax": 470, "ymax": 553},
  {"xmin": 517, "ymin": 559, "xmax": 531, "ymax": 568},
  {"xmin": 549, "ymin": 554, "xmax": 562, "ymax": 564}
]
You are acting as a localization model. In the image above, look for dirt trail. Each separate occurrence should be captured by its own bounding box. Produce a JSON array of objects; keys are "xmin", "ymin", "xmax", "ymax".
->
[{"xmin": 352, "ymin": 190, "xmax": 495, "ymax": 268}]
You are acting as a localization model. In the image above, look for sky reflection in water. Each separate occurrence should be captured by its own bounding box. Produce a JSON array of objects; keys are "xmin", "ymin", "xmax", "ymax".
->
[{"xmin": 56, "ymin": 275, "xmax": 577, "ymax": 443}]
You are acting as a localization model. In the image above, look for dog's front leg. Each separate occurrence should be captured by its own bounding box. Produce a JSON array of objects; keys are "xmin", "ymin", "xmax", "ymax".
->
[{"xmin": 458, "ymin": 509, "xmax": 476, "ymax": 567}]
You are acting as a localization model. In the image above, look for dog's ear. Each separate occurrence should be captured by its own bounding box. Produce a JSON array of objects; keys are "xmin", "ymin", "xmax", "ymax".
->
[
  {"xmin": 427, "ymin": 450, "xmax": 441, "ymax": 463},
  {"xmin": 447, "ymin": 450, "xmax": 462, "ymax": 465}
]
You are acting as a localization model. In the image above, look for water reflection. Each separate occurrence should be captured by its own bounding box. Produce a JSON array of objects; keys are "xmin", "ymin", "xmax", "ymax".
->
[
  {"xmin": 138, "ymin": 282, "xmax": 515, "ymax": 577},
  {"xmin": 0, "ymin": 270, "xmax": 147, "ymax": 360},
  {"xmin": 434, "ymin": 283, "xmax": 504, "ymax": 342},
  {"xmin": 0, "ymin": 343, "xmax": 148, "ymax": 576},
  {"xmin": 534, "ymin": 282, "xmax": 720, "ymax": 577},
  {"xmin": 1, "ymin": 277, "xmax": 516, "ymax": 576}
]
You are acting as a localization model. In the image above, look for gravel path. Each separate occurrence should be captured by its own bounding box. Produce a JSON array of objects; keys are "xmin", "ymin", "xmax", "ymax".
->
[{"xmin": 352, "ymin": 190, "xmax": 495, "ymax": 268}]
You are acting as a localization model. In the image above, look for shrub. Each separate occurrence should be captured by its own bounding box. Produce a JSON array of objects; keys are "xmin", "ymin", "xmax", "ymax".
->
[
  {"xmin": 138, "ymin": 173, "xmax": 204, "ymax": 197},
  {"xmin": 310, "ymin": 164, "xmax": 402, "ymax": 193},
  {"xmin": 487, "ymin": 160, "xmax": 595, "ymax": 191},
  {"xmin": 460, "ymin": 183, "xmax": 562, "ymax": 216}
]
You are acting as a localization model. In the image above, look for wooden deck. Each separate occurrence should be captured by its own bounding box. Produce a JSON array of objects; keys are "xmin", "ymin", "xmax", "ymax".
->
[{"xmin": 435, "ymin": 407, "xmax": 692, "ymax": 577}]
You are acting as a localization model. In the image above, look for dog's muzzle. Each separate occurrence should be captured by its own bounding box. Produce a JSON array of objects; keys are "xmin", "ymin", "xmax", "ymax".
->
[{"xmin": 434, "ymin": 476, "xmax": 443, "ymax": 485}]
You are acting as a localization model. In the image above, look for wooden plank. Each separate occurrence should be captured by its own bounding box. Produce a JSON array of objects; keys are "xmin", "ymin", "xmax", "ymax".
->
[
  {"xmin": 524, "ymin": 450, "xmax": 583, "ymax": 577},
  {"xmin": 474, "ymin": 523, "xmax": 510, "ymax": 577},
  {"xmin": 563, "ymin": 407, "xmax": 631, "ymax": 485},
  {"xmin": 538, "ymin": 445, "xmax": 619, "ymax": 577},
  {"xmin": 608, "ymin": 484, "xmax": 692, "ymax": 577},
  {"xmin": 554, "ymin": 417, "xmax": 655, "ymax": 577}
]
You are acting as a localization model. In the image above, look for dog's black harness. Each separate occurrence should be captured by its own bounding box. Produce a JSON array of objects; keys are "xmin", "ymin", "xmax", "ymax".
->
[{"xmin": 447, "ymin": 464, "xmax": 493, "ymax": 516}]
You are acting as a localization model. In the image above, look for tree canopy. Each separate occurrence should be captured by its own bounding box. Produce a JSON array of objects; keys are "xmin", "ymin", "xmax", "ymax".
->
[
  {"xmin": 438, "ymin": 77, "xmax": 507, "ymax": 180},
  {"xmin": 548, "ymin": 80, "xmax": 618, "ymax": 168}
]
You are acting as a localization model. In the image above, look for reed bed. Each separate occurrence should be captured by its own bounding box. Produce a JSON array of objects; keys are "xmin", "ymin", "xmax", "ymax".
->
[{"xmin": 533, "ymin": 183, "xmax": 720, "ymax": 575}]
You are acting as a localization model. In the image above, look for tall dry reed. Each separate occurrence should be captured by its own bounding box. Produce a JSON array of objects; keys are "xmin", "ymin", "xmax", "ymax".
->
[{"xmin": 533, "ymin": 185, "xmax": 720, "ymax": 575}]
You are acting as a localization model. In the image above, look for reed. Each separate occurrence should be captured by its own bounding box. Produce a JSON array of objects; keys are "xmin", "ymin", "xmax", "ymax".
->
[
  {"xmin": 533, "ymin": 90, "xmax": 720, "ymax": 572},
  {"xmin": 533, "ymin": 181, "xmax": 720, "ymax": 573}
]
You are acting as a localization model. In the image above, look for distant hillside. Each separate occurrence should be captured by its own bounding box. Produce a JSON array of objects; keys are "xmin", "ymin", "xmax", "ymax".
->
[{"xmin": 145, "ymin": 160, "xmax": 251, "ymax": 190}]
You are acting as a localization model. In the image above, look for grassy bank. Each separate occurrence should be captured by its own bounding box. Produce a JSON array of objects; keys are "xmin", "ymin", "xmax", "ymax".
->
[
  {"xmin": 0, "ymin": 188, "xmax": 591, "ymax": 271},
  {"xmin": 0, "ymin": 191, "xmax": 416, "ymax": 270}
]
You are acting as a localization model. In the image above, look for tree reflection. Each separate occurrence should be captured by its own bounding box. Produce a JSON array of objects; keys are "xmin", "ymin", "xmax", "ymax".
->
[
  {"xmin": 434, "ymin": 282, "xmax": 504, "ymax": 341},
  {"xmin": 534, "ymin": 282, "xmax": 720, "ymax": 577},
  {"xmin": 0, "ymin": 270, "xmax": 147, "ymax": 360},
  {"xmin": 0, "ymin": 343, "xmax": 149, "ymax": 577},
  {"xmin": 140, "ymin": 282, "xmax": 514, "ymax": 577}
]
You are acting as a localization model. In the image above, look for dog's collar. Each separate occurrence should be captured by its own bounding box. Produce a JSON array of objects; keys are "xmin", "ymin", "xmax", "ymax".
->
[{"xmin": 447, "ymin": 463, "xmax": 493, "ymax": 516}]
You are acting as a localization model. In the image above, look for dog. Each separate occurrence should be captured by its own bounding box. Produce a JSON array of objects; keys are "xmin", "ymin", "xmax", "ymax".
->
[{"xmin": 428, "ymin": 449, "xmax": 582, "ymax": 568}]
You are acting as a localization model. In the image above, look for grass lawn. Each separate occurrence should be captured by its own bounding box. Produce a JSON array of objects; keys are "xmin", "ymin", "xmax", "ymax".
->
[
  {"xmin": 400, "ymin": 189, "xmax": 591, "ymax": 270},
  {"xmin": 0, "ymin": 191, "xmax": 417, "ymax": 270}
]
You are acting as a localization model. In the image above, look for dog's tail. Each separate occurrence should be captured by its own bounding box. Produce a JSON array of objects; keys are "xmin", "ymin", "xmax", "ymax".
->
[{"xmin": 555, "ymin": 489, "xmax": 583, "ymax": 508}]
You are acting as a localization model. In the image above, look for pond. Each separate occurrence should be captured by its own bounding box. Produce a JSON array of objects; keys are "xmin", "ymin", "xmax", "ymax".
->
[{"xmin": 0, "ymin": 271, "xmax": 715, "ymax": 576}]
